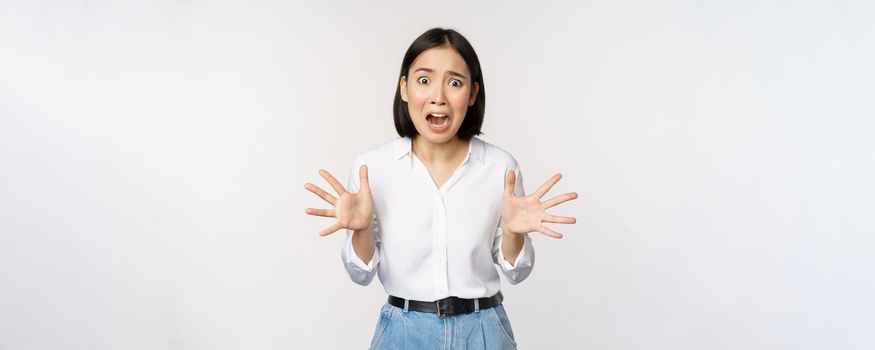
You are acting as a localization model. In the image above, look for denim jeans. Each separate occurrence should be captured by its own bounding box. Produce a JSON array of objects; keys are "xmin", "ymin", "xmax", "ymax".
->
[{"xmin": 369, "ymin": 302, "xmax": 518, "ymax": 350}]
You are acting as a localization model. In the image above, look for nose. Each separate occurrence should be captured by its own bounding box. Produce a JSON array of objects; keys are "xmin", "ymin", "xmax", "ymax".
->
[{"xmin": 429, "ymin": 85, "xmax": 447, "ymax": 106}]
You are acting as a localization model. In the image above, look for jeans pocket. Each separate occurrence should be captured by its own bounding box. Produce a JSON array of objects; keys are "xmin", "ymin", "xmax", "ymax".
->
[
  {"xmin": 489, "ymin": 305, "xmax": 517, "ymax": 347},
  {"xmin": 369, "ymin": 303, "xmax": 395, "ymax": 350}
]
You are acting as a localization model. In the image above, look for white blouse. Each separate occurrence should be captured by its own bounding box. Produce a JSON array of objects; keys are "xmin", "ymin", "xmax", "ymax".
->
[{"xmin": 341, "ymin": 136, "xmax": 535, "ymax": 302}]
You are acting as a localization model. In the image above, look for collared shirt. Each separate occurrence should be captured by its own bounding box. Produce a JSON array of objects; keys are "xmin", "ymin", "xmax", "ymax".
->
[{"xmin": 341, "ymin": 136, "xmax": 534, "ymax": 302}]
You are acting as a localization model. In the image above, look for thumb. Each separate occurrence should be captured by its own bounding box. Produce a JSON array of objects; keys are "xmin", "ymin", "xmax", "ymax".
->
[
  {"xmin": 359, "ymin": 164, "xmax": 371, "ymax": 192},
  {"xmin": 504, "ymin": 170, "xmax": 515, "ymax": 197}
]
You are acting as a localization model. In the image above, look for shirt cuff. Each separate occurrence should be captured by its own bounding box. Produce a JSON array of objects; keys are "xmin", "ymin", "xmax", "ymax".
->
[
  {"xmin": 344, "ymin": 232, "xmax": 379, "ymax": 272},
  {"xmin": 497, "ymin": 233, "xmax": 533, "ymax": 271}
]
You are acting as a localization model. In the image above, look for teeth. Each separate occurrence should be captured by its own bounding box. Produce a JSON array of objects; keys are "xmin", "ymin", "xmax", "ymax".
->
[{"xmin": 428, "ymin": 114, "xmax": 449, "ymax": 127}]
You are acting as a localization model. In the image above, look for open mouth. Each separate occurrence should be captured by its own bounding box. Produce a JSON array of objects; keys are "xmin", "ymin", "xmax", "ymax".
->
[{"xmin": 426, "ymin": 113, "xmax": 449, "ymax": 128}]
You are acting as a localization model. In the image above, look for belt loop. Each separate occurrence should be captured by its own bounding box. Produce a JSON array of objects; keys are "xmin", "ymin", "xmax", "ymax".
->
[
  {"xmin": 474, "ymin": 299, "xmax": 480, "ymax": 313},
  {"xmin": 403, "ymin": 299, "xmax": 410, "ymax": 313}
]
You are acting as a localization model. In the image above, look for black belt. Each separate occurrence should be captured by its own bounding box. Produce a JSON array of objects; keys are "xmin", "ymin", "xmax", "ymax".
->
[{"xmin": 388, "ymin": 291, "xmax": 503, "ymax": 317}]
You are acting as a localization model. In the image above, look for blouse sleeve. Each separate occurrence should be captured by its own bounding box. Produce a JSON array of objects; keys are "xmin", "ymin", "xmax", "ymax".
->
[
  {"xmin": 340, "ymin": 155, "xmax": 381, "ymax": 286},
  {"xmin": 492, "ymin": 228, "xmax": 535, "ymax": 284},
  {"xmin": 491, "ymin": 160, "xmax": 535, "ymax": 284}
]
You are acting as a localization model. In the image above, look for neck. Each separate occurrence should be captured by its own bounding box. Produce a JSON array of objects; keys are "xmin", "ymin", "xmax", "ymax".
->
[{"xmin": 412, "ymin": 136, "xmax": 469, "ymax": 164}]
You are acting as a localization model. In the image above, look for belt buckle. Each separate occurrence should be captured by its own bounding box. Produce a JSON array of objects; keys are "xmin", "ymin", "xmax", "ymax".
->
[{"xmin": 436, "ymin": 298, "xmax": 455, "ymax": 318}]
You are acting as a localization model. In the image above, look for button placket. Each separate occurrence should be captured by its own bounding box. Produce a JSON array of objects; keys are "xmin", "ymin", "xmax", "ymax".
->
[{"xmin": 432, "ymin": 191, "xmax": 449, "ymax": 297}]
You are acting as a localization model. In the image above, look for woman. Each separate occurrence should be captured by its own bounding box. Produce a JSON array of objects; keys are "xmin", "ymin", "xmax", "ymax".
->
[{"xmin": 304, "ymin": 28, "xmax": 578, "ymax": 349}]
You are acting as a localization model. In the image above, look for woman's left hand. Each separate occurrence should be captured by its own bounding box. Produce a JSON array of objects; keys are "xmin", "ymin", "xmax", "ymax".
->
[{"xmin": 500, "ymin": 171, "xmax": 579, "ymax": 239}]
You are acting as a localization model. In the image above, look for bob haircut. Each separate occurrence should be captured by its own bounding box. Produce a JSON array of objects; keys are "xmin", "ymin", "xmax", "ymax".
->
[{"xmin": 393, "ymin": 28, "xmax": 486, "ymax": 140}]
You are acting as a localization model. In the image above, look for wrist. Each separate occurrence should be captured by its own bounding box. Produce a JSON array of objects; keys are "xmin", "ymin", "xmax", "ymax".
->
[
  {"xmin": 500, "ymin": 225, "xmax": 524, "ymax": 237},
  {"xmin": 357, "ymin": 223, "xmax": 374, "ymax": 234}
]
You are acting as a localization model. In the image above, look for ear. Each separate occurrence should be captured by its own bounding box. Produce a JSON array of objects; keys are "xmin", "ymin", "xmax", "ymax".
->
[
  {"xmin": 468, "ymin": 81, "xmax": 479, "ymax": 106},
  {"xmin": 399, "ymin": 76, "xmax": 408, "ymax": 102}
]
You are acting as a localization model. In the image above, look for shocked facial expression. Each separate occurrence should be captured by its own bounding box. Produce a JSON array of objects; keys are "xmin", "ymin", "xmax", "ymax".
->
[{"xmin": 400, "ymin": 45, "xmax": 479, "ymax": 144}]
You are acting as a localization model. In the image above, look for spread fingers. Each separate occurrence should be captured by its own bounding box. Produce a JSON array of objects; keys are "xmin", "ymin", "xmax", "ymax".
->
[
  {"xmin": 543, "ymin": 214, "xmax": 577, "ymax": 224},
  {"xmin": 534, "ymin": 173, "xmax": 562, "ymax": 199},
  {"xmin": 305, "ymin": 183, "xmax": 337, "ymax": 205},
  {"xmin": 319, "ymin": 169, "xmax": 347, "ymax": 195},
  {"xmin": 305, "ymin": 208, "xmax": 336, "ymax": 218},
  {"xmin": 537, "ymin": 225, "xmax": 564, "ymax": 239},
  {"xmin": 542, "ymin": 192, "xmax": 578, "ymax": 209},
  {"xmin": 319, "ymin": 222, "xmax": 344, "ymax": 237}
]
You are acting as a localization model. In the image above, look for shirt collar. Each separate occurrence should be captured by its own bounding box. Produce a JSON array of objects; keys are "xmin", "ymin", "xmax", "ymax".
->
[
  {"xmin": 393, "ymin": 136, "xmax": 486, "ymax": 164},
  {"xmin": 392, "ymin": 137, "xmax": 412, "ymax": 160}
]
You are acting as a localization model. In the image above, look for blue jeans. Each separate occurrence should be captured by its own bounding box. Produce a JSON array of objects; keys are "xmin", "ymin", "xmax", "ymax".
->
[{"xmin": 369, "ymin": 302, "xmax": 518, "ymax": 349}]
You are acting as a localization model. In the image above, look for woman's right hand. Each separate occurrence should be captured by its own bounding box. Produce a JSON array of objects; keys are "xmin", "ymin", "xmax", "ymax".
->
[{"xmin": 304, "ymin": 165, "xmax": 374, "ymax": 236}]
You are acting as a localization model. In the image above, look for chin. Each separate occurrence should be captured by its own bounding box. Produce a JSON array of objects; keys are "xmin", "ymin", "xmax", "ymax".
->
[
  {"xmin": 415, "ymin": 128, "xmax": 459, "ymax": 144},
  {"xmin": 427, "ymin": 134, "xmax": 457, "ymax": 144}
]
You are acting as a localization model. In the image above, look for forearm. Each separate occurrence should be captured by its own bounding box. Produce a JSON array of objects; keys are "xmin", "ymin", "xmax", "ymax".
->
[
  {"xmin": 351, "ymin": 224, "xmax": 376, "ymax": 265},
  {"xmin": 500, "ymin": 227, "xmax": 524, "ymax": 266}
]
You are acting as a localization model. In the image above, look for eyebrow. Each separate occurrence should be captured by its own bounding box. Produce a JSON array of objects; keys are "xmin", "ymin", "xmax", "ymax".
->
[{"xmin": 412, "ymin": 67, "xmax": 469, "ymax": 80}]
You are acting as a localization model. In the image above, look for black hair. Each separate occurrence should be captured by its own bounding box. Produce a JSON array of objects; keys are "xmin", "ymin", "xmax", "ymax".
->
[{"xmin": 393, "ymin": 28, "xmax": 486, "ymax": 140}]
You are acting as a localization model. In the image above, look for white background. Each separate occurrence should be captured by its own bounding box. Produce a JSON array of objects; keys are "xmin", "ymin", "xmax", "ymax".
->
[{"xmin": 1, "ymin": 1, "xmax": 874, "ymax": 349}]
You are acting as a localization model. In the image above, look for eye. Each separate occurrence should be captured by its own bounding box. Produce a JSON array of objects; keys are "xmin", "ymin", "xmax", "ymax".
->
[
  {"xmin": 418, "ymin": 76, "xmax": 430, "ymax": 84},
  {"xmin": 449, "ymin": 79, "xmax": 464, "ymax": 87}
]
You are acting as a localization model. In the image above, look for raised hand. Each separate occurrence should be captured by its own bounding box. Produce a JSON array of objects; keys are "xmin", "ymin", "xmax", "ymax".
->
[
  {"xmin": 500, "ymin": 171, "xmax": 578, "ymax": 239},
  {"xmin": 304, "ymin": 165, "xmax": 374, "ymax": 237}
]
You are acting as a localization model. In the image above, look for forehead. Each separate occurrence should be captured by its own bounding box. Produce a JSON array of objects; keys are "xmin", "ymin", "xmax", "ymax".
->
[{"xmin": 409, "ymin": 46, "xmax": 470, "ymax": 76}]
